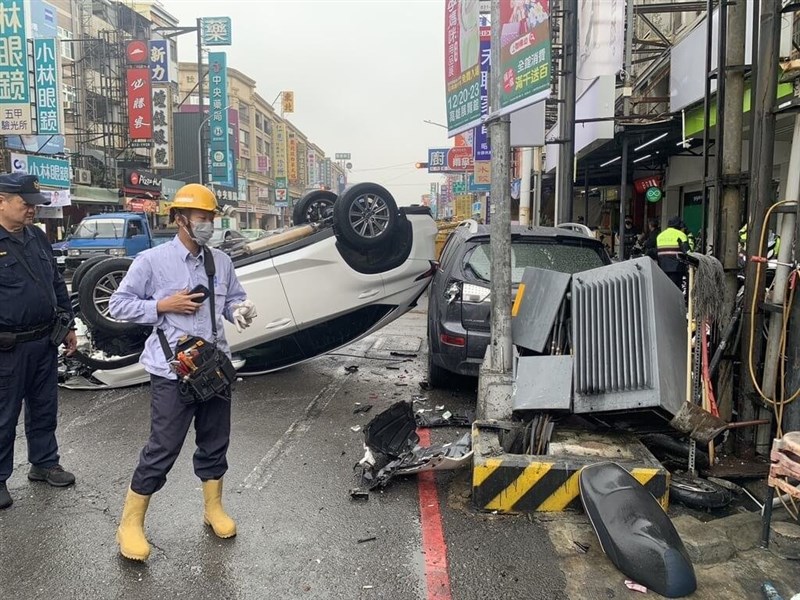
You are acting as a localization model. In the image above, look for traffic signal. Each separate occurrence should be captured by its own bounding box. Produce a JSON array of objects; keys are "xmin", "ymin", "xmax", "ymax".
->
[{"xmin": 415, "ymin": 162, "xmax": 429, "ymax": 169}]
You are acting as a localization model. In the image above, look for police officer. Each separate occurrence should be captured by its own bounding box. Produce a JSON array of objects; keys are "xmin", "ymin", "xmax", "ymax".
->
[
  {"xmin": 109, "ymin": 184, "xmax": 257, "ymax": 561},
  {"xmin": 0, "ymin": 173, "xmax": 77, "ymax": 510},
  {"xmin": 656, "ymin": 215, "xmax": 690, "ymax": 289}
]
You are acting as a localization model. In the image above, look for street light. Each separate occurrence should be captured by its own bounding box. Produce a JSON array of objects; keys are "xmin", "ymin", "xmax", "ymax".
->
[
  {"xmin": 197, "ymin": 105, "xmax": 230, "ymax": 186},
  {"xmin": 423, "ymin": 119, "xmax": 448, "ymax": 129}
]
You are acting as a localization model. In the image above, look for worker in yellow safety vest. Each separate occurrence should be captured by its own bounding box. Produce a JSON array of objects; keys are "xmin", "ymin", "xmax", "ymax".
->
[{"xmin": 656, "ymin": 216, "xmax": 690, "ymax": 289}]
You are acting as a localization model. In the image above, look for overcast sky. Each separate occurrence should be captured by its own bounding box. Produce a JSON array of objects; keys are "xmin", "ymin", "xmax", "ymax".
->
[{"xmin": 162, "ymin": 0, "xmax": 449, "ymax": 205}]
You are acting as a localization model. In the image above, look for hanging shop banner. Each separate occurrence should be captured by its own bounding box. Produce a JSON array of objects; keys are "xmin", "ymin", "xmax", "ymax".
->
[
  {"xmin": 208, "ymin": 52, "xmax": 230, "ymax": 180},
  {"xmin": 427, "ymin": 147, "xmax": 474, "ymax": 173},
  {"xmin": 497, "ymin": 0, "xmax": 552, "ymax": 115},
  {"xmin": 445, "ymin": 0, "xmax": 481, "ymax": 137},
  {"xmin": 151, "ymin": 86, "xmax": 172, "ymax": 168},
  {"xmin": 323, "ymin": 158, "xmax": 332, "ymax": 187},
  {"xmin": 11, "ymin": 152, "xmax": 70, "ymax": 188},
  {"xmin": 287, "ymin": 135, "xmax": 298, "ymax": 184},
  {"xmin": 33, "ymin": 38, "xmax": 61, "ymax": 135},
  {"xmin": 126, "ymin": 67, "xmax": 152, "ymax": 139},
  {"xmin": 297, "ymin": 141, "xmax": 307, "ymax": 186},
  {"xmin": 274, "ymin": 122, "xmax": 287, "ymax": 179},
  {"xmin": 126, "ymin": 40, "xmax": 148, "ymax": 64},
  {"xmin": 474, "ymin": 25, "xmax": 491, "ymax": 161},
  {"xmin": 149, "ymin": 39, "xmax": 169, "ymax": 83},
  {"xmin": 257, "ymin": 154, "xmax": 269, "ymax": 174},
  {"xmin": 201, "ymin": 17, "xmax": 232, "ymax": 46},
  {"xmin": 307, "ymin": 149, "xmax": 317, "ymax": 185},
  {"xmin": 0, "ymin": 0, "xmax": 32, "ymax": 134}
]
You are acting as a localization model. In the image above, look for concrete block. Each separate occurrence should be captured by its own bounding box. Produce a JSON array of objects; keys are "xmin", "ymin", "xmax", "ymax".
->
[
  {"xmin": 709, "ymin": 511, "xmax": 763, "ymax": 553},
  {"xmin": 672, "ymin": 514, "xmax": 735, "ymax": 565},
  {"xmin": 477, "ymin": 360, "xmax": 514, "ymax": 421},
  {"xmin": 770, "ymin": 521, "xmax": 800, "ymax": 560}
]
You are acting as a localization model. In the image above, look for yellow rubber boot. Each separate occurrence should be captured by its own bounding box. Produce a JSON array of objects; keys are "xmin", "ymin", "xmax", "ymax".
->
[
  {"xmin": 116, "ymin": 488, "xmax": 151, "ymax": 561},
  {"xmin": 202, "ymin": 478, "xmax": 237, "ymax": 538}
]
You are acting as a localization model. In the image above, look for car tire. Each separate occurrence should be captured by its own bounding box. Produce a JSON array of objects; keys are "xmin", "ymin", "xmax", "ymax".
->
[
  {"xmin": 70, "ymin": 255, "xmax": 111, "ymax": 293},
  {"xmin": 669, "ymin": 473, "xmax": 732, "ymax": 509},
  {"xmin": 78, "ymin": 257, "xmax": 140, "ymax": 334},
  {"xmin": 333, "ymin": 183, "xmax": 398, "ymax": 250},
  {"xmin": 293, "ymin": 190, "xmax": 337, "ymax": 224}
]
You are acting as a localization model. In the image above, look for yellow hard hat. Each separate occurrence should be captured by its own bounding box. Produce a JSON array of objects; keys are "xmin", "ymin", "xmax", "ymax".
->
[{"xmin": 170, "ymin": 183, "xmax": 219, "ymax": 213}]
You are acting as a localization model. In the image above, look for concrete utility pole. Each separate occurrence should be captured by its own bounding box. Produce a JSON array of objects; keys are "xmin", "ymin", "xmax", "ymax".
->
[
  {"xmin": 739, "ymin": 0, "xmax": 781, "ymax": 454},
  {"xmin": 488, "ymin": 0, "xmax": 512, "ymax": 373},
  {"xmin": 556, "ymin": 0, "xmax": 578, "ymax": 224},
  {"xmin": 476, "ymin": 0, "xmax": 514, "ymax": 422},
  {"xmin": 715, "ymin": 0, "xmax": 747, "ymax": 423},
  {"xmin": 519, "ymin": 148, "xmax": 533, "ymax": 226},
  {"xmin": 196, "ymin": 18, "xmax": 206, "ymax": 185}
]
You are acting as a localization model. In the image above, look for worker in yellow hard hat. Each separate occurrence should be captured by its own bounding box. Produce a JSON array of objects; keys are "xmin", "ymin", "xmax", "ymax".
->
[{"xmin": 108, "ymin": 182, "xmax": 257, "ymax": 562}]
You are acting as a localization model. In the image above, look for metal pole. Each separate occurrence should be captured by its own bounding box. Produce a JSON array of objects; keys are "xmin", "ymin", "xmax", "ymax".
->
[
  {"xmin": 618, "ymin": 0, "xmax": 634, "ymax": 260},
  {"xmin": 197, "ymin": 115, "xmax": 209, "ymax": 185},
  {"xmin": 700, "ymin": 0, "xmax": 717, "ymax": 253},
  {"xmin": 519, "ymin": 148, "xmax": 532, "ymax": 226},
  {"xmin": 532, "ymin": 146, "xmax": 543, "ymax": 226},
  {"xmin": 489, "ymin": 0, "xmax": 512, "ymax": 373},
  {"xmin": 556, "ymin": 0, "xmax": 577, "ymax": 224},
  {"xmin": 739, "ymin": 0, "xmax": 781, "ymax": 455},
  {"xmin": 716, "ymin": 0, "xmax": 747, "ymax": 424},
  {"xmin": 584, "ymin": 169, "xmax": 589, "ymax": 223},
  {"xmin": 196, "ymin": 18, "xmax": 206, "ymax": 185}
]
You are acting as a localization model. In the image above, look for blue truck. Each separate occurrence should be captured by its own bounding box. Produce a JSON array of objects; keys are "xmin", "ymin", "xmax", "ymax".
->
[{"xmin": 64, "ymin": 212, "xmax": 159, "ymax": 270}]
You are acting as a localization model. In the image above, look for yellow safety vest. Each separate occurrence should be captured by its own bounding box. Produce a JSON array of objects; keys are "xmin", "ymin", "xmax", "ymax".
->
[{"xmin": 656, "ymin": 227, "xmax": 688, "ymax": 253}]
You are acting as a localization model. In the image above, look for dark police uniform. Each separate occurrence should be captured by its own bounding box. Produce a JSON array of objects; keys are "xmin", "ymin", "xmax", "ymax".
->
[{"xmin": 0, "ymin": 174, "xmax": 74, "ymax": 491}]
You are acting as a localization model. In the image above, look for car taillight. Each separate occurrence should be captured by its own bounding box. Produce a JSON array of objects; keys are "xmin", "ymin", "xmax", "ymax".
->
[{"xmin": 440, "ymin": 333, "xmax": 466, "ymax": 347}]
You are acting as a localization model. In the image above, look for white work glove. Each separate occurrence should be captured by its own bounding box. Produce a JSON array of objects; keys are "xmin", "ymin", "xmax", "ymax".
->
[{"xmin": 232, "ymin": 299, "xmax": 257, "ymax": 333}]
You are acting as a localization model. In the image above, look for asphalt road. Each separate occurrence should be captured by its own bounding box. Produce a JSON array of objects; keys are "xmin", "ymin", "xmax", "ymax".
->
[{"xmin": 0, "ymin": 304, "xmax": 566, "ymax": 600}]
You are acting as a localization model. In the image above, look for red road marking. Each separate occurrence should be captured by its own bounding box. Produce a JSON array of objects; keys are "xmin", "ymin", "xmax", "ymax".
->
[{"xmin": 417, "ymin": 428, "xmax": 453, "ymax": 600}]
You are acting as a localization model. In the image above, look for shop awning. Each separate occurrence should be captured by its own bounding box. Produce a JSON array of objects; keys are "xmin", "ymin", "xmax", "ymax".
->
[{"xmin": 70, "ymin": 185, "xmax": 120, "ymax": 205}]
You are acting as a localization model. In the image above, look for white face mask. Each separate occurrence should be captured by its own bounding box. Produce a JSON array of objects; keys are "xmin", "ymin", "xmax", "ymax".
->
[{"xmin": 184, "ymin": 219, "xmax": 214, "ymax": 246}]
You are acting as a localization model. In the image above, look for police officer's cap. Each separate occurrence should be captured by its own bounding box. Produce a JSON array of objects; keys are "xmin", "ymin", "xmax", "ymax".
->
[
  {"xmin": 0, "ymin": 173, "xmax": 50, "ymax": 205},
  {"xmin": 667, "ymin": 216, "xmax": 682, "ymax": 228}
]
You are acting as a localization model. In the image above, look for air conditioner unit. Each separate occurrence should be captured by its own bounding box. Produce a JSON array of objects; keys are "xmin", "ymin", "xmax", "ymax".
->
[
  {"xmin": 75, "ymin": 168, "xmax": 92, "ymax": 185},
  {"xmin": 63, "ymin": 101, "xmax": 74, "ymax": 112}
]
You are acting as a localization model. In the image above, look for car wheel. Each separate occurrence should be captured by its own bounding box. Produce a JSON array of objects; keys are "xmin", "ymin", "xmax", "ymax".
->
[
  {"xmin": 669, "ymin": 473, "xmax": 732, "ymax": 509},
  {"xmin": 293, "ymin": 190, "xmax": 337, "ymax": 224},
  {"xmin": 78, "ymin": 257, "xmax": 140, "ymax": 334},
  {"xmin": 333, "ymin": 182, "xmax": 398, "ymax": 250},
  {"xmin": 70, "ymin": 255, "xmax": 111, "ymax": 293}
]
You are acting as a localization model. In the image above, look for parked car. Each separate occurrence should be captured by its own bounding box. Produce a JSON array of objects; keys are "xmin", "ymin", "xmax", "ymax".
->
[
  {"xmin": 209, "ymin": 228, "xmax": 249, "ymax": 259},
  {"xmin": 65, "ymin": 212, "xmax": 153, "ymax": 270},
  {"xmin": 240, "ymin": 228, "xmax": 269, "ymax": 242},
  {"xmin": 51, "ymin": 240, "xmax": 69, "ymax": 274},
  {"xmin": 426, "ymin": 220, "xmax": 612, "ymax": 387},
  {"xmin": 61, "ymin": 183, "xmax": 437, "ymax": 389}
]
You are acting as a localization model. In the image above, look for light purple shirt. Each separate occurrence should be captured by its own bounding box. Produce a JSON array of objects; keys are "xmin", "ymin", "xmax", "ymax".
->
[{"xmin": 109, "ymin": 236, "xmax": 247, "ymax": 379}]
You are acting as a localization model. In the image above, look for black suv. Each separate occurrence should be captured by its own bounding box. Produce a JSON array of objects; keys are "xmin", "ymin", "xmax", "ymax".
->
[{"xmin": 427, "ymin": 221, "xmax": 612, "ymax": 386}]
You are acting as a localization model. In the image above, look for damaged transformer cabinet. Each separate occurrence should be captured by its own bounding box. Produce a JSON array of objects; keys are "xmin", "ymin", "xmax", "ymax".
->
[
  {"xmin": 511, "ymin": 258, "xmax": 687, "ymax": 426},
  {"xmin": 571, "ymin": 257, "xmax": 687, "ymax": 426}
]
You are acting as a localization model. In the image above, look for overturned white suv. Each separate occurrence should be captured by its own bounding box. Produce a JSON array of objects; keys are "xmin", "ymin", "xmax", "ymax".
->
[{"xmin": 62, "ymin": 183, "xmax": 437, "ymax": 389}]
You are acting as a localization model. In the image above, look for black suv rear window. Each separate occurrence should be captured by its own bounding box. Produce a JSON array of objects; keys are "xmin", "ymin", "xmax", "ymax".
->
[{"xmin": 465, "ymin": 240, "xmax": 606, "ymax": 283}]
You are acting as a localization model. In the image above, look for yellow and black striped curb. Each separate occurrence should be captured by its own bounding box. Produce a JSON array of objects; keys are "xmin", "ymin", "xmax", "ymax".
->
[{"xmin": 472, "ymin": 423, "xmax": 670, "ymax": 513}]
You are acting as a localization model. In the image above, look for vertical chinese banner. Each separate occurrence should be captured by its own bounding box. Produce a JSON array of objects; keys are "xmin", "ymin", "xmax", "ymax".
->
[
  {"xmin": 208, "ymin": 52, "xmax": 229, "ymax": 180},
  {"xmin": 33, "ymin": 38, "xmax": 60, "ymax": 135},
  {"xmin": 274, "ymin": 122, "xmax": 287, "ymax": 181},
  {"xmin": 126, "ymin": 67, "xmax": 152, "ymax": 139},
  {"xmin": 151, "ymin": 87, "xmax": 172, "ymax": 168},
  {"xmin": 497, "ymin": 0, "xmax": 552, "ymax": 114},
  {"xmin": 149, "ymin": 39, "xmax": 169, "ymax": 83},
  {"xmin": 473, "ymin": 25, "xmax": 491, "ymax": 162},
  {"xmin": 287, "ymin": 134, "xmax": 298, "ymax": 184},
  {"xmin": 445, "ymin": 0, "xmax": 481, "ymax": 137},
  {"xmin": 307, "ymin": 149, "xmax": 316, "ymax": 185},
  {"xmin": 297, "ymin": 141, "xmax": 307, "ymax": 187},
  {"xmin": 0, "ymin": 0, "xmax": 32, "ymax": 134}
]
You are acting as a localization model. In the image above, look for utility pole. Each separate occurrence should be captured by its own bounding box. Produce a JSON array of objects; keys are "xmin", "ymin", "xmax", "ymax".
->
[
  {"xmin": 556, "ymin": 0, "xmax": 577, "ymax": 224},
  {"xmin": 488, "ymin": 0, "xmax": 512, "ymax": 373},
  {"xmin": 715, "ymin": 0, "xmax": 747, "ymax": 423},
  {"xmin": 618, "ymin": 0, "xmax": 634, "ymax": 258},
  {"xmin": 739, "ymin": 0, "xmax": 781, "ymax": 454},
  {"xmin": 196, "ymin": 19, "xmax": 206, "ymax": 185},
  {"xmin": 519, "ymin": 148, "xmax": 532, "ymax": 226}
]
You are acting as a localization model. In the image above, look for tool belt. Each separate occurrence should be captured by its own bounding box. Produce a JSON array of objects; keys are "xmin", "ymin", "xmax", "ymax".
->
[
  {"xmin": 158, "ymin": 331, "xmax": 236, "ymax": 404},
  {"xmin": 156, "ymin": 246, "xmax": 236, "ymax": 404},
  {"xmin": 0, "ymin": 321, "xmax": 54, "ymax": 351}
]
